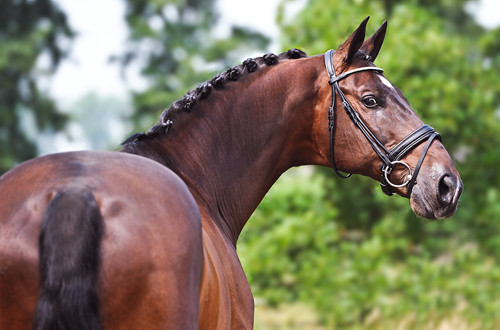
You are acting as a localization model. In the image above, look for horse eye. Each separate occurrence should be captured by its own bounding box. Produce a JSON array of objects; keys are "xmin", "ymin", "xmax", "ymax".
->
[{"xmin": 362, "ymin": 96, "xmax": 378, "ymax": 108}]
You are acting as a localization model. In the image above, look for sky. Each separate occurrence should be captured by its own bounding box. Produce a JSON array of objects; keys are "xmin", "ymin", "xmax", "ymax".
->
[{"xmin": 466, "ymin": 0, "xmax": 500, "ymax": 29}]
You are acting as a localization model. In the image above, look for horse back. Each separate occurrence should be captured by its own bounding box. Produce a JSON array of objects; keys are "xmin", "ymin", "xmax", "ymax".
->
[{"xmin": 0, "ymin": 151, "xmax": 203, "ymax": 329}]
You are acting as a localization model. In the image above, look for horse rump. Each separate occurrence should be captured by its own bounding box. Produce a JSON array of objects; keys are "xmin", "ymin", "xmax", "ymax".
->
[{"xmin": 34, "ymin": 186, "xmax": 104, "ymax": 330}]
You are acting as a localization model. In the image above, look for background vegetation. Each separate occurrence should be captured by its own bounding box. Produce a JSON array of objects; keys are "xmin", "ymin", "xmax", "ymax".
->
[
  {"xmin": 1, "ymin": 0, "xmax": 499, "ymax": 328},
  {"xmin": 0, "ymin": 0, "xmax": 72, "ymax": 172}
]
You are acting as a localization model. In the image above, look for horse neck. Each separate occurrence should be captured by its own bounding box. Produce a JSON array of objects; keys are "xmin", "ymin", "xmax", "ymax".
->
[{"xmin": 134, "ymin": 56, "xmax": 325, "ymax": 246}]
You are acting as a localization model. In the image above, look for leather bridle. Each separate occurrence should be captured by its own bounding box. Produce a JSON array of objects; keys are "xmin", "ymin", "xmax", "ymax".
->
[{"xmin": 324, "ymin": 49, "xmax": 441, "ymax": 197}]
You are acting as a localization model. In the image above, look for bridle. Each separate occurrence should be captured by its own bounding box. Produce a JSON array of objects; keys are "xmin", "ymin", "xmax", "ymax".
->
[{"xmin": 324, "ymin": 49, "xmax": 441, "ymax": 197}]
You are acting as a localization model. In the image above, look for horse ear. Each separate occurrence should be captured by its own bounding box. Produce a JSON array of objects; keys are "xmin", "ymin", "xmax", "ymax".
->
[
  {"xmin": 336, "ymin": 16, "xmax": 369, "ymax": 64},
  {"xmin": 360, "ymin": 20, "xmax": 387, "ymax": 62}
]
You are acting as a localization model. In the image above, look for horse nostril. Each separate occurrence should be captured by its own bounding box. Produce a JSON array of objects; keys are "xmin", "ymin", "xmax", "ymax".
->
[{"xmin": 438, "ymin": 174, "xmax": 455, "ymax": 205}]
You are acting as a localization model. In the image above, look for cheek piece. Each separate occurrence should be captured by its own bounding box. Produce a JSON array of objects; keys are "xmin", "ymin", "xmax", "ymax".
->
[{"xmin": 324, "ymin": 49, "xmax": 441, "ymax": 197}]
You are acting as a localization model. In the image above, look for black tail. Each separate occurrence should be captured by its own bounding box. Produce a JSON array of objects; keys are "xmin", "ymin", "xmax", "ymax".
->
[{"xmin": 34, "ymin": 187, "xmax": 104, "ymax": 330}]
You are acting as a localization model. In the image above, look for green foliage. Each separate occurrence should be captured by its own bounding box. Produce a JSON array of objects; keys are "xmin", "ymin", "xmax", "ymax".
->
[
  {"xmin": 242, "ymin": 170, "xmax": 500, "ymax": 328},
  {"xmin": 239, "ymin": 0, "xmax": 500, "ymax": 327},
  {"xmin": 116, "ymin": 0, "xmax": 269, "ymax": 131},
  {"xmin": 0, "ymin": 0, "xmax": 73, "ymax": 173}
]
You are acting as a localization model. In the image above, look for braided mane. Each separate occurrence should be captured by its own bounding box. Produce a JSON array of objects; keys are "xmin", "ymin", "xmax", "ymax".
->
[{"xmin": 122, "ymin": 48, "xmax": 307, "ymax": 145}]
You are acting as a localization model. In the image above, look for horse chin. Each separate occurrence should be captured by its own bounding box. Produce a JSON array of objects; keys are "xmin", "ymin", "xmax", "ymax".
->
[
  {"xmin": 409, "ymin": 187, "xmax": 437, "ymax": 220},
  {"xmin": 408, "ymin": 184, "xmax": 458, "ymax": 220}
]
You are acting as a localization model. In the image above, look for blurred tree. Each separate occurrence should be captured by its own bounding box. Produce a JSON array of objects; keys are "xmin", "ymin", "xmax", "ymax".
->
[
  {"xmin": 116, "ymin": 0, "xmax": 270, "ymax": 131},
  {"xmin": 381, "ymin": 0, "xmax": 481, "ymax": 34},
  {"xmin": 0, "ymin": 0, "xmax": 73, "ymax": 173},
  {"xmin": 240, "ymin": 0, "xmax": 500, "ymax": 327}
]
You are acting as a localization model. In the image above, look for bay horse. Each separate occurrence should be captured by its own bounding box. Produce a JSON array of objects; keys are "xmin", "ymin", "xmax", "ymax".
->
[{"xmin": 0, "ymin": 18, "xmax": 462, "ymax": 329}]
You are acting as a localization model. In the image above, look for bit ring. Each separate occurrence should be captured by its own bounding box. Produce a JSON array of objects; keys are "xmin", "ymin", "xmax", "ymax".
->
[{"xmin": 383, "ymin": 161, "xmax": 413, "ymax": 188}]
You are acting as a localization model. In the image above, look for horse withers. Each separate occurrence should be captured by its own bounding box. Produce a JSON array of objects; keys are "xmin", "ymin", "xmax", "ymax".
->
[{"xmin": 0, "ymin": 17, "xmax": 462, "ymax": 329}]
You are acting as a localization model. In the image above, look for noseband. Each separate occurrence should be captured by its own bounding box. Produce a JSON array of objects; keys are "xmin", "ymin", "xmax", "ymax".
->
[{"xmin": 324, "ymin": 49, "xmax": 441, "ymax": 197}]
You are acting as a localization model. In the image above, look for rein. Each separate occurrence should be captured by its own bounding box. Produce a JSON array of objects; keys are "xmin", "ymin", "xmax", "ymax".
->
[{"xmin": 324, "ymin": 49, "xmax": 441, "ymax": 197}]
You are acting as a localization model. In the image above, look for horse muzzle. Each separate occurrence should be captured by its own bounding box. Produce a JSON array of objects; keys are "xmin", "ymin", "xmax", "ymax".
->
[{"xmin": 409, "ymin": 167, "xmax": 463, "ymax": 219}]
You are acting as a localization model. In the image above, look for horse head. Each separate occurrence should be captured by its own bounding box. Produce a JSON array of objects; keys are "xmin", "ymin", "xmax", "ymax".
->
[{"xmin": 316, "ymin": 17, "xmax": 463, "ymax": 219}]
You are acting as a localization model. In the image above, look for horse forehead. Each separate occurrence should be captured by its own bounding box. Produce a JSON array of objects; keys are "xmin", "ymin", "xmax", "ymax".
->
[{"xmin": 377, "ymin": 74, "xmax": 395, "ymax": 91}]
